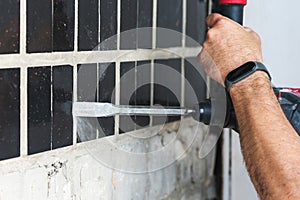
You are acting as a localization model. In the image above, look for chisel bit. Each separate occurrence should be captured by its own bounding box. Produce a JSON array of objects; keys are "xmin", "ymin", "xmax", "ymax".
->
[{"xmin": 72, "ymin": 102, "xmax": 195, "ymax": 117}]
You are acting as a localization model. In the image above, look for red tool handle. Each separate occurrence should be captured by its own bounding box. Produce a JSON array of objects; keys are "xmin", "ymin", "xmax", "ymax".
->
[
  {"xmin": 219, "ymin": 0, "xmax": 247, "ymax": 5},
  {"xmin": 218, "ymin": 0, "xmax": 247, "ymax": 25}
]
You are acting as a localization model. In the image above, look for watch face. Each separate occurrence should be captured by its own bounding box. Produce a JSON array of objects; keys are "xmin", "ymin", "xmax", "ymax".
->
[{"xmin": 227, "ymin": 62, "xmax": 256, "ymax": 81}]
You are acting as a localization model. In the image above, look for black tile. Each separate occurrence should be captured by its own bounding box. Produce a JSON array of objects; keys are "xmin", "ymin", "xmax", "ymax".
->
[
  {"xmin": 28, "ymin": 67, "xmax": 51, "ymax": 154},
  {"xmin": 184, "ymin": 58, "xmax": 206, "ymax": 108},
  {"xmin": 97, "ymin": 63, "xmax": 116, "ymax": 136},
  {"xmin": 0, "ymin": 0, "xmax": 20, "ymax": 54},
  {"xmin": 0, "ymin": 69, "xmax": 20, "ymax": 160},
  {"xmin": 157, "ymin": 0, "xmax": 182, "ymax": 31},
  {"xmin": 136, "ymin": 61, "xmax": 151, "ymax": 105},
  {"xmin": 78, "ymin": 0, "xmax": 99, "ymax": 51},
  {"xmin": 76, "ymin": 63, "xmax": 99, "ymax": 142},
  {"xmin": 186, "ymin": 0, "xmax": 207, "ymax": 46},
  {"xmin": 138, "ymin": 0, "xmax": 152, "ymax": 28},
  {"xmin": 77, "ymin": 63, "xmax": 98, "ymax": 102},
  {"xmin": 98, "ymin": 63, "xmax": 116, "ymax": 104},
  {"xmin": 135, "ymin": 61, "xmax": 151, "ymax": 128},
  {"xmin": 137, "ymin": 0, "xmax": 152, "ymax": 49},
  {"xmin": 157, "ymin": 0, "xmax": 182, "ymax": 48},
  {"xmin": 27, "ymin": 0, "xmax": 52, "ymax": 53},
  {"xmin": 120, "ymin": 62, "xmax": 136, "ymax": 104},
  {"xmin": 52, "ymin": 65, "xmax": 73, "ymax": 149},
  {"xmin": 154, "ymin": 59, "xmax": 181, "ymax": 125},
  {"xmin": 100, "ymin": 0, "xmax": 117, "ymax": 50},
  {"xmin": 120, "ymin": 0, "xmax": 137, "ymax": 31},
  {"xmin": 120, "ymin": 0, "xmax": 137, "ymax": 50},
  {"xmin": 119, "ymin": 61, "xmax": 136, "ymax": 133},
  {"xmin": 53, "ymin": 0, "xmax": 75, "ymax": 51}
]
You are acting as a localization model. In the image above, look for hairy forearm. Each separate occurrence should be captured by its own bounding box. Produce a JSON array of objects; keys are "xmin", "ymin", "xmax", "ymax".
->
[
  {"xmin": 200, "ymin": 13, "xmax": 300, "ymax": 198},
  {"xmin": 230, "ymin": 72, "xmax": 300, "ymax": 200}
]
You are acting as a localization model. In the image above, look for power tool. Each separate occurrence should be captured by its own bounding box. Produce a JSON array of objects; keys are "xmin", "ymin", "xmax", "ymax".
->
[{"xmin": 193, "ymin": 0, "xmax": 300, "ymax": 134}]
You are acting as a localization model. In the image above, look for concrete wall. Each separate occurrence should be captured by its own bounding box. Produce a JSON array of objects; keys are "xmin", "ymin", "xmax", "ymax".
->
[{"xmin": 0, "ymin": 119, "xmax": 215, "ymax": 200}]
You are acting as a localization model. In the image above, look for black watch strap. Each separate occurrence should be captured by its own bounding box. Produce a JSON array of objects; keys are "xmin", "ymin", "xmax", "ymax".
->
[{"xmin": 225, "ymin": 61, "xmax": 272, "ymax": 92}]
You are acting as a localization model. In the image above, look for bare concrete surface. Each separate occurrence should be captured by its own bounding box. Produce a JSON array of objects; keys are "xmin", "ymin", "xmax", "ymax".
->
[{"xmin": 0, "ymin": 118, "xmax": 215, "ymax": 200}]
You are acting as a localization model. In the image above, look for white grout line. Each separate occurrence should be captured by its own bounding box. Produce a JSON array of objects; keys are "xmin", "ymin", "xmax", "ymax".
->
[
  {"xmin": 149, "ymin": 0, "xmax": 157, "ymax": 126},
  {"xmin": 135, "ymin": 0, "xmax": 138, "ymax": 130},
  {"xmin": 152, "ymin": 0, "xmax": 157, "ymax": 50},
  {"xmin": 20, "ymin": 1, "xmax": 26, "ymax": 55},
  {"xmin": 182, "ymin": 0, "xmax": 187, "ymax": 48},
  {"xmin": 50, "ymin": 0, "xmax": 54, "ymax": 150},
  {"xmin": 74, "ymin": 0, "xmax": 78, "ymax": 53},
  {"xmin": 20, "ymin": 0, "xmax": 28, "ymax": 157},
  {"xmin": 114, "ymin": 0, "xmax": 121, "ymax": 136},
  {"xmin": 50, "ymin": 67, "xmax": 53, "ymax": 150},
  {"xmin": 181, "ymin": 0, "xmax": 187, "ymax": 111},
  {"xmin": 20, "ymin": 67, "xmax": 28, "ymax": 156},
  {"xmin": 96, "ymin": 63, "xmax": 100, "ymax": 139},
  {"xmin": 96, "ymin": 0, "xmax": 101, "ymax": 139},
  {"xmin": 181, "ymin": 59, "xmax": 185, "ymax": 108},
  {"xmin": 98, "ymin": 0, "xmax": 101, "ymax": 50},
  {"xmin": 114, "ymin": 62, "xmax": 120, "ymax": 136},
  {"xmin": 0, "ymin": 47, "xmax": 201, "ymax": 69},
  {"xmin": 149, "ymin": 60, "xmax": 154, "ymax": 127},
  {"xmin": 72, "ymin": 68, "xmax": 78, "ymax": 145},
  {"xmin": 72, "ymin": 0, "xmax": 79, "ymax": 145},
  {"xmin": 134, "ymin": 61, "xmax": 137, "ymax": 130},
  {"xmin": 117, "ymin": 0, "xmax": 121, "ymax": 51}
]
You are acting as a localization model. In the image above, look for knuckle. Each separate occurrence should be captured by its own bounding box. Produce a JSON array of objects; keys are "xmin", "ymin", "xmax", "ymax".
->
[
  {"xmin": 206, "ymin": 29, "xmax": 216, "ymax": 40},
  {"xmin": 216, "ymin": 17, "xmax": 228, "ymax": 26},
  {"xmin": 249, "ymin": 31, "xmax": 261, "ymax": 45},
  {"xmin": 245, "ymin": 27, "xmax": 262, "ymax": 44}
]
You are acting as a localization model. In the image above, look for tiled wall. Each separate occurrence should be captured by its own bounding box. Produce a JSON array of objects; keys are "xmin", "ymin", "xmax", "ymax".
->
[{"xmin": 0, "ymin": 0, "xmax": 208, "ymax": 160}]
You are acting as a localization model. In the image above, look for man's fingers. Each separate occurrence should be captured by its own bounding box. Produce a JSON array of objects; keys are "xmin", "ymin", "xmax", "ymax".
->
[{"xmin": 206, "ymin": 13, "xmax": 225, "ymax": 28}]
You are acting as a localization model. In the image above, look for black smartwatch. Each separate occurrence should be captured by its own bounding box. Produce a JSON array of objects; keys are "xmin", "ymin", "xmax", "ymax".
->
[{"xmin": 225, "ymin": 61, "xmax": 272, "ymax": 92}]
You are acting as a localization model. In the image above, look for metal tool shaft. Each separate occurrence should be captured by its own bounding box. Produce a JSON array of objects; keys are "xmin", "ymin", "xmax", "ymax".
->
[{"xmin": 73, "ymin": 102, "xmax": 195, "ymax": 117}]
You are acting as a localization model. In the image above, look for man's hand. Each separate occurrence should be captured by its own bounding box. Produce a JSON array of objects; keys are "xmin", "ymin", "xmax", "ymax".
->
[
  {"xmin": 199, "ymin": 13, "xmax": 263, "ymax": 85},
  {"xmin": 200, "ymin": 13, "xmax": 300, "ymax": 200}
]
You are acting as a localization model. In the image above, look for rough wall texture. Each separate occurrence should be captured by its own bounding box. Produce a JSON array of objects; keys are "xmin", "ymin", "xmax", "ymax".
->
[{"xmin": 0, "ymin": 119, "xmax": 215, "ymax": 200}]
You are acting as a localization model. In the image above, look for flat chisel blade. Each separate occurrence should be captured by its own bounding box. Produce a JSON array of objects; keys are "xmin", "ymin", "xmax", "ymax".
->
[{"xmin": 73, "ymin": 102, "xmax": 195, "ymax": 117}]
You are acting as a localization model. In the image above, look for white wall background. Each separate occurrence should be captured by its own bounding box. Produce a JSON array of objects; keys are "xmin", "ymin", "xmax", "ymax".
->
[
  {"xmin": 245, "ymin": 0, "xmax": 300, "ymax": 87},
  {"xmin": 232, "ymin": 1, "xmax": 300, "ymax": 199}
]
